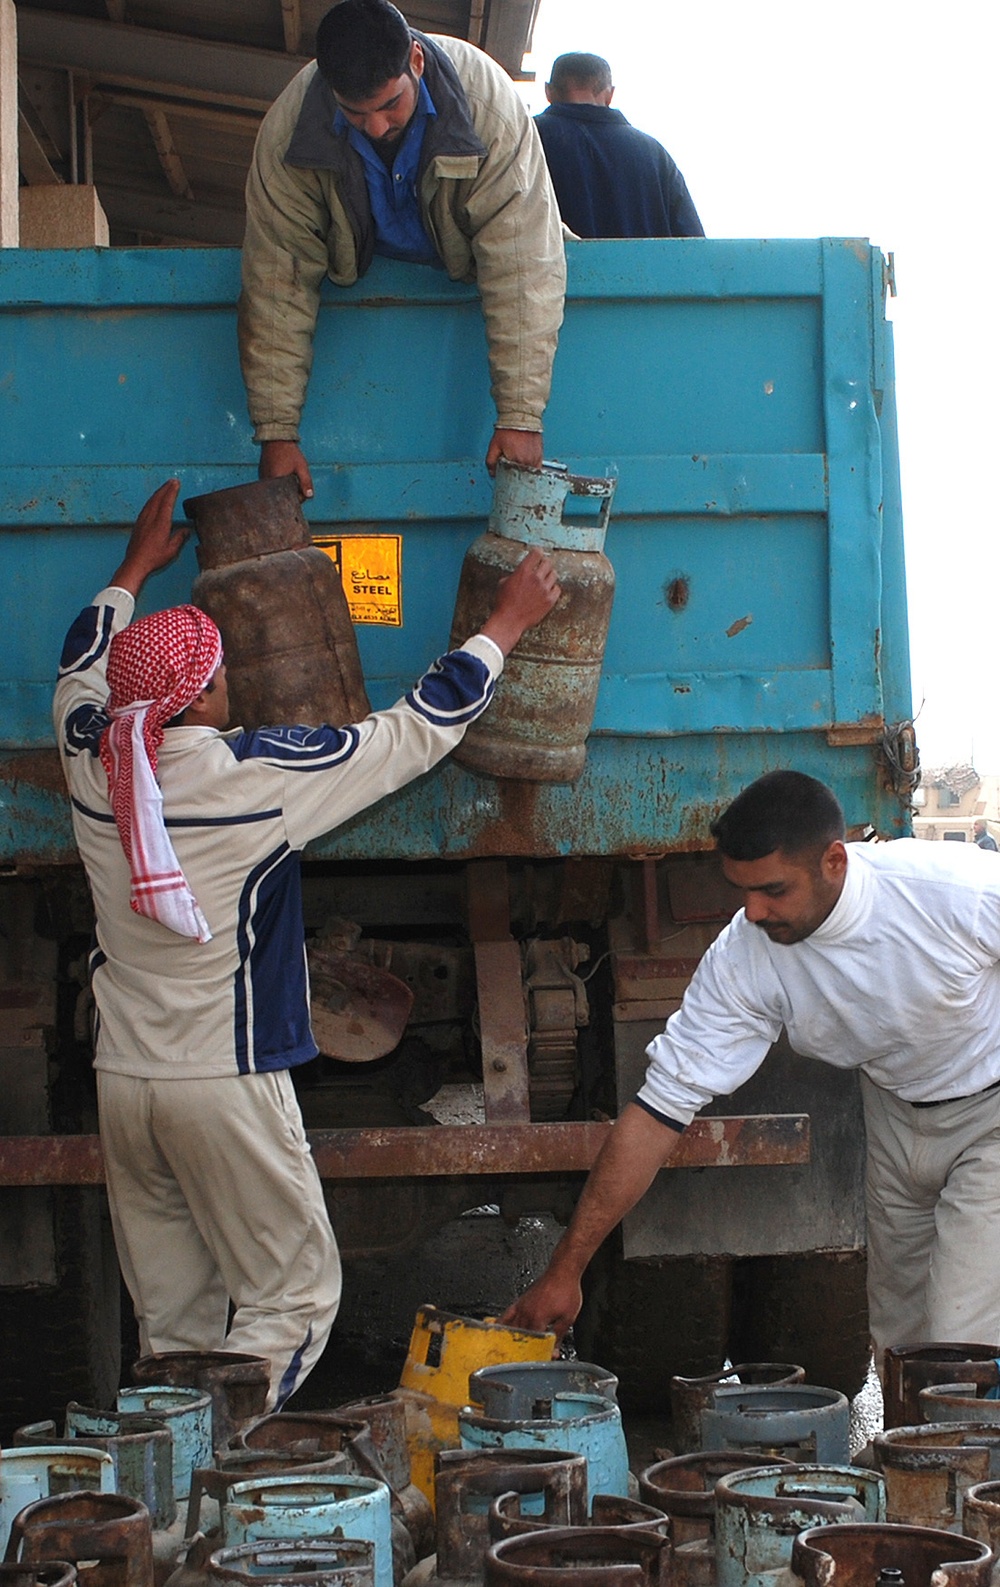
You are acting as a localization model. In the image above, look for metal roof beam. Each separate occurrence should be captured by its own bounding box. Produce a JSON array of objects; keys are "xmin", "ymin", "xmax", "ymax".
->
[
  {"xmin": 280, "ymin": 0, "xmax": 302, "ymax": 56},
  {"xmin": 93, "ymin": 89, "xmax": 261, "ymax": 138},
  {"xmin": 143, "ymin": 108, "xmax": 193, "ymax": 200},
  {"xmin": 17, "ymin": 9, "xmax": 307, "ymax": 113}
]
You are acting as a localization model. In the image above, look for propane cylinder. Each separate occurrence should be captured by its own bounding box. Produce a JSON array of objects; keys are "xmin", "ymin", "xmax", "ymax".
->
[
  {"xmin": 117, "ymin": 1386, "xmax": 213, "ymax": 1501},
  {"xmin": 208, "ymin": 1540, "xmax": 375, "ymax": 1587},
  {"xmin": 962, "ymin": 1479, "xmax": 1000, "ymax": 1552},
  {"xmin": 882, "ymin": 1345, "xmax": 1000, "ymax": 1430},
  {"xmin": 918, "ymin": 1382, "xmax": 1000, "ymax": 1425},
  {"xmin": 468, "ymin": 1363, "xmax": 619, "ymax": 1419},
  {"xmin": 713, "ymin": 1464, "xmax": 885, "ymax": 1587},
  {"xmin": 483, "ymin": 1527, "xmax": 669, "ymax": 1586},
  {"xmin": 790, "ymin": 1522, "xmax": 992, "ymax": 1587},
  {"xmin": 450, "ymin": 460, "xmax": 616, "ymax": 784},
  {"xmin": 15, "ymin": 1407, "xmax": 176, "ymax": 1532},
  {"xmin": 402, "ymin": 1447, "xmax": 588, "ymax": 1587},
  {"xmin": 0, "ymin": 1448, "xmax": 115, "ymax": 1553},
  {"xmin": 458, "ymin": 1392, "xmax": 629, "ymax": 1509},
  {"xmin": 394, "ymin": 1307, "xmax": 555, "ymax": 1510},
  {"xmin": 670, "ymin": 1363, "xmax": 806, "ymax": 1456},
  {"xmin": 699, "ymin": 1384, "xmax": 850, "ymax": 1465},
  {"xmin": 873, "ymin": 1421, "xmax": 1000, "ymax": 1530},
  {"xmin": 7, "ymin": 1492, "xmax": 155, "ymax": 1587},
  {"xmin": 132, "ymin": 1351, "xmax": 271, "ymax": 1451},
  {"xmin": 638, "ymin": 1451, "xmax": 793, "ymax": 1587},
  {"xmin": 236, "ymin": 1413, "xmax": 416, "ymax": 1583},
  {"xmin": 221, "ymin": 1474, "xmax": 393, "ymax": 1587},
  {"xmin": 185, "ymin": 477, "xmax": 370, "ymax": 732}
]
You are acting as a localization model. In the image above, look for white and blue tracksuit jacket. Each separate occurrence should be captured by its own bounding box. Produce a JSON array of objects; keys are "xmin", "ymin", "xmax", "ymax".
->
[{"xmin": 54, "ymin": 586, "xmax": 502, "ymax": 1081}]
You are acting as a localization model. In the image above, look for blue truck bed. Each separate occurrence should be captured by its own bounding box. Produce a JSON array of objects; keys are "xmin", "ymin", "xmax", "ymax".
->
[{"xmin": 0, "ymin": 238, "xmax": 911, "ymax": 861}]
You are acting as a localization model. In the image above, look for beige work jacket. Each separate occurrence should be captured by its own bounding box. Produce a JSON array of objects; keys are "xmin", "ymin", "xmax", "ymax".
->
[{"xmin": 239, "ymin": 34, "xmax": 566, "ymax": 443}]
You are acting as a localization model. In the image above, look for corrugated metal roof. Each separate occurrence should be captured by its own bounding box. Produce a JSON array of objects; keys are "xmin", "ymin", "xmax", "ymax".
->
[{"xmin": 16, "ymin": 0, "xmax": 539, "ymax": 243}]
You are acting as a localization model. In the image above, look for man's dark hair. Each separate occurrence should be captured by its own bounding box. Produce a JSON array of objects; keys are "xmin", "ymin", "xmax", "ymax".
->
[
  {"xmin": 316, "ymin": 0, "xmax": 413, "ymax": 100},
  {"xmin": 547, "ymin": 52, "xmax": 613, "ymax": 100},
  {"xmin": 710, "ymin": 771, "xmax": 846, "ymax": 862}
]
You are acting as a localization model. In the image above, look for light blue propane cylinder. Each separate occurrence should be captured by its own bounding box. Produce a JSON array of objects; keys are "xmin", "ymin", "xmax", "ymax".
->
[
  {"xmin": 221, "ymin": 1473, "xmax": 392, "ymax": 1587},
  {"xmin": 0, "ymin": 1445, "xmax": 114, "ymax": 1550},
  {"xmin": 714, "ymin": 1463, "xmax": 886, "ymax": 1587},
  {"xmin": 458, "ymin": 1390, "xmax": 628, "ymax": 1510},
  {"xmin": 117, "ymin": 1384, "xmax": 213, "ymax": 1500}
]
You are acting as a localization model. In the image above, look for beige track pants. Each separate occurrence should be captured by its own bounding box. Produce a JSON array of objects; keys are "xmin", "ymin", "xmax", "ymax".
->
[
  {"xmin": 862, "ymin": 1072, "xmax": 1000, "ymax": 1357},
  {"xmin": 97, "ymin": 1067, "xmax": 341, "ymax": 1410}
]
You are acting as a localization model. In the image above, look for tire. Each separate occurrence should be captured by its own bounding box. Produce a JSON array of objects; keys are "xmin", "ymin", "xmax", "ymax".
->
[
  {"xmin": 574, "ymin": 1232, "xmax": 733, "ymax": 1412},
  {"xmin": 729, "ymin": 1250, "xmax": 870, "ymax": 1398}
]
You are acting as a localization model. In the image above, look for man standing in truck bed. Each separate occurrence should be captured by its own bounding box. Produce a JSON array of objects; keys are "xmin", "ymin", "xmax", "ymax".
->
[
  {"xmin": 534, "ymin": 52, "xmax": 704, "ymax": 240},
  {"xmin": 506, "ymin": 771, "xmax": 1000, "ymax": 1362},
  {"xmin": 239, "ymin": 0, "xmax": 566, "ymax": 500},
  {"xmin": 55, "ymin": 478, "xmax": 559, "ymax": 1410}
]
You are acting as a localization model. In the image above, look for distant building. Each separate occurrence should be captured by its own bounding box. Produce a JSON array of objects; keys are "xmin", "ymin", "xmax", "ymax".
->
[{"xmin": 912, "ymin": 764, "xmax": 1000, "ymax": 844}]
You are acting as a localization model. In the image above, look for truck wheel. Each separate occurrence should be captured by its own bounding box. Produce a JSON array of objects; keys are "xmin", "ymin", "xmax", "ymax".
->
[
  {"xmin": 728, "ymin": 1251, "xmax": 870, "ymax": 1398},
  {"xmin": 573, "ymin": 1233, "xmax": 732, "ymax": 1411}
]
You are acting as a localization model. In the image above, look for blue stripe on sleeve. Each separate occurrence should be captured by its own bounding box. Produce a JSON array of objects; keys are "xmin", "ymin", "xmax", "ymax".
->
[
  {"xmin": 59, "ymin": 604, "xmax": 115, "ymax": 676},
  {"xmin": 228, "ymin": 725, "xmax": 361, "ymax": 770},
  {"xmin": 406, "ymin": 649, "xmax": 494, "ymax": 726}
]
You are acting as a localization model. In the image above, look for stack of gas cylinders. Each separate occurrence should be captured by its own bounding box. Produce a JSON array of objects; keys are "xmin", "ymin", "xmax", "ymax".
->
[{"xmin": 6, "ymin": 1323, "xmax": 1000, "ymax": 1587}]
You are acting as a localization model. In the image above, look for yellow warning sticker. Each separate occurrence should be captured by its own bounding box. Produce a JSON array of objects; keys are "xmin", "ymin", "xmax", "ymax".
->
[{"xmin": 314, "ymin": 534, "xmax": 402, "ymax": 626}]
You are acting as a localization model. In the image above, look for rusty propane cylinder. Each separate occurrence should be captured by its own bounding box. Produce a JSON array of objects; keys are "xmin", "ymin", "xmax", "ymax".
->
[
  {"xmin": 185, "ymin": 477, "xmax": 370, "ymax": 732},
  {"xmin": 131, "ymin": 1351, "xmax": 271, "ymax": 1451},
  {"xmin": 882, "ymin": 1345, "xmax": 1000, "ymax": 1430},
  {"xmin": 450, "ymin": 460, "xmax": 615, "ymax": 784}
]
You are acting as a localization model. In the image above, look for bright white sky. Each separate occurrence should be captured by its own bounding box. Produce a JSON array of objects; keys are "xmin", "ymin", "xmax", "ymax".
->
[{"xmin": 518, "ymin": 0, "xmax": 1000, "ymax": 773}]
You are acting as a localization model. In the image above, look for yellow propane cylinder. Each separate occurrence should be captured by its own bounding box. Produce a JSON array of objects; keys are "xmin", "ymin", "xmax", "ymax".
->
[{"xmin": 393, "ymin": 1305, "xmax": 555, "ymax": 1508}]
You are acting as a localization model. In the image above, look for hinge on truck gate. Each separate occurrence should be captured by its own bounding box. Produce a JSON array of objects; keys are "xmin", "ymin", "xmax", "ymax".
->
[
  {"xmin": 880, "ymin": 719, "xmax": 920, "ymax": 802},
  {"xmin": 883, "ymin": 251, "xmax": 898, "ymax": 298}
]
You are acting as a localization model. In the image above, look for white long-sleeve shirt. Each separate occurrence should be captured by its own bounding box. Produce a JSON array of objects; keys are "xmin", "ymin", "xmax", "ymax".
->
[
  {"xmin": 638, "ymin": 839, "xmax": 1000, "ymax": 1128},
  {"xmin": 55, "ymin": 586, "xmax": 503, "ymax": 1081}
]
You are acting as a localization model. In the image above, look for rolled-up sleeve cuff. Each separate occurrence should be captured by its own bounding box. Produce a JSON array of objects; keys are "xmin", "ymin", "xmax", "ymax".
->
[
  {"xmin": 634, "ymin": 1095, "xmax": 687, "ymax": 1134},
  {"xmin": 460, "ymin": 632, "xmax": 505, "ymax": 679},
  {"xmin": 252, "ymin": 424, "xmax": 302, "ymax": 444},
  {"xmin": 494, "ymin": 413, "xmax": 543, "ymax": 432}
]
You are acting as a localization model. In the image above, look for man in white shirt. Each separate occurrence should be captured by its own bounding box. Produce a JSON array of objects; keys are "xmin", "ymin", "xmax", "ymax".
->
[
  {"xmin": 56, "ymin": 478, "xmax": 559, "ymax": 1409},
  {"xmin": 505, "ymin": 770, "xmax": 1000, "ymax": 1360}
]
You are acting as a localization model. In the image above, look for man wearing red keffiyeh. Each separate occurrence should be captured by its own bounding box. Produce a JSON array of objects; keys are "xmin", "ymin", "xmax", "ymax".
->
[{"xmin": 55, "ymin": 479, "xmax": 559, "ymax": 1411}]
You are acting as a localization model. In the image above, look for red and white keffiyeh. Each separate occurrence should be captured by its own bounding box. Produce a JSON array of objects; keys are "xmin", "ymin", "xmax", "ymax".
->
[{"xmin": 100, "ymin": 605, "xmax": 223, "ymax": 943}]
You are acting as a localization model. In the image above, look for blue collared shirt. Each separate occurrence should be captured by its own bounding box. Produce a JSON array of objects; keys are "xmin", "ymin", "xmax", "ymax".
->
[{"xmin": 334, "ymin": 79, "xmax": 440, "ymax": 264}]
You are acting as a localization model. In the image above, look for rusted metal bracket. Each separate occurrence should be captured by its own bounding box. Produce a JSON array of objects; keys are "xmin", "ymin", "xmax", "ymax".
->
[
  {"xmin": 0, "ymin": 1115, "xmax": 809, "ymax": 1185},
  {"xmin": 466, "ymin": 860, "xmax": 532, "ymax": 1123}
]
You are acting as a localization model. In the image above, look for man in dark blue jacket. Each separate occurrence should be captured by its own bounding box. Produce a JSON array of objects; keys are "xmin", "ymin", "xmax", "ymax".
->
[{"xmin": 534, "ymin": 52, "xmax": 704, "ymax": 240}]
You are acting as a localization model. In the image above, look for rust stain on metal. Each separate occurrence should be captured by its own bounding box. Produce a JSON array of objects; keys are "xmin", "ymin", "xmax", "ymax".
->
[
  {"xmin": 616, "ymin": 956, "xmax": 703, "ymax": 981},
  {"xmin": 468, "ymin": 780, "xmax": 543, "ymax": 858},
  {"xmin": 826, "ymin": 715, "xmax": 885, "ymax": 747},
  {"xmin": 0, "ymin": 1116, "xmax": 809, "ymax": 1185},
  {"xmin": 726, "ymin": 615, "xmax": 752, "ymax": 638},
  {"xmin": 0, "ymin": 750, "xmax": 68, "ymax": 795}
]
